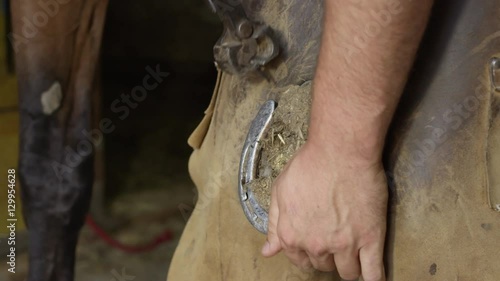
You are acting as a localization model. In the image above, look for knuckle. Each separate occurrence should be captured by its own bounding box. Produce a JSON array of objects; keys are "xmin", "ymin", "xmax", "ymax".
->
[
  {"xmin": 279, "ymin": 231, "xmax": 297, "ymax": 249},
  {"xmin": 306, "ymin": 241, "xmax": 328, "ymax": 257},
  {"xmin": 331, "ymin": 234, "xmax": 351, "ymax": 252},
  {"xmin": 362, "ymin": 228, "xmax": 384, "ymax": 244}
]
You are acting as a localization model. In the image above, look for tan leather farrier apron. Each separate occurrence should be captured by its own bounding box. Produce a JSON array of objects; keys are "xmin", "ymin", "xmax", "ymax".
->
[{"xmin": 168, "ymin": 1, "xmax": 500, "ymax": 280}]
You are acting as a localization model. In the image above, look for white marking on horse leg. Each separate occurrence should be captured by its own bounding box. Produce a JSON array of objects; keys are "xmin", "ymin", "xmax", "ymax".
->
[{"xmin": 41, "ymin": 82, "xmax": 63, "ymax": 115}]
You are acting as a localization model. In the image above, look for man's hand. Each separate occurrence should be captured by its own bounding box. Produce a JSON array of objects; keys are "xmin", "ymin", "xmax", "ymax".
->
[
  {"xmin": 262, "ymin": 141, "xmax": 388, "ymax": 280},
  {"xmin": 261, "ymin": 0, "xmax": 434, "ymax": 280}
]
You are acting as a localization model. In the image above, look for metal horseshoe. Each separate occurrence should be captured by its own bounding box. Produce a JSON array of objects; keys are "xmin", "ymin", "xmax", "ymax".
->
[{"xmin": 238, "ymin": 100, "xmax": 277, "ymax": 234}]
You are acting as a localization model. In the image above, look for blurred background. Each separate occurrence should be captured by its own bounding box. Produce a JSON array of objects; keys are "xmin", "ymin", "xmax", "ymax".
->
[{"xmin": 0, "ymin": 0, "xmax": 221, "ymax": 280}]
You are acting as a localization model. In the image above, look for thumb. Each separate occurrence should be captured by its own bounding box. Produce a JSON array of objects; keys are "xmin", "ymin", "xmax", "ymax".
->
[{"xmin": 262, "ymin": 182, "xmax": 282, "ymax": 257}]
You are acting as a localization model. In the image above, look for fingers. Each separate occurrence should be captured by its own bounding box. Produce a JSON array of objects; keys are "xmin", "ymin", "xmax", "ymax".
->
[
  {"xmin": 262, "ymin": 182, "xmax": 282, "ymax": 257},
  {"xmin": 261, "ymin": 234, "xmax": 281, "ymax": 257},
  {"xmin": 307, "ymin": 253, "xmax": 336, "ymax": 272},
  {"xmin": 283, "ymin": 249, "xmax": 313, "ymax": 270},
  {"xmin": 334, "ymin": 250, "xmax": 362, "ymax": 281},
  {"xmin": 359, "ymin": 243, "xmax": 386, "ymax": 281}
]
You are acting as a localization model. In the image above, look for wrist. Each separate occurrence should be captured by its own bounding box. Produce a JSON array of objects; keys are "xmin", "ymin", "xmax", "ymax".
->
[
  {"xmin": 306, "ymin": 105, "xmax": 386, "ymax": 167},
  {"xmin": 305, "ymin": 131, "xmax": 383, "ymax": 170}
]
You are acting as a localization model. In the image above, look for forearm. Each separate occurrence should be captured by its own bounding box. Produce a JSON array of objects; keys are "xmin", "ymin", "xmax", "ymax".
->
[{"xmin": 309, "ymin": 0, "xmax": 434, "ymax": 165}]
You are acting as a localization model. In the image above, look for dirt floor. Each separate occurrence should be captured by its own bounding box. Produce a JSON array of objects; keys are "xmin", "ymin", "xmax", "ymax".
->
[{"xmin": 1, "ymin": 185, "xmax": 194, "ymax": 281}]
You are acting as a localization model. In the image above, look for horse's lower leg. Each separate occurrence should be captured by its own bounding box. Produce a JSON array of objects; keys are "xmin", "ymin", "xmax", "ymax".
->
[{"xmin": 11, "ymin": 0, "xmax": 108, "ymax": 280}]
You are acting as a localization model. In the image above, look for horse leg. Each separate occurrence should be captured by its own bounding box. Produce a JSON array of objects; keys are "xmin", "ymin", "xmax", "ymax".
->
[{"xmin": 10, "ymin": 0, "xmax": 108, "ymax": 280}]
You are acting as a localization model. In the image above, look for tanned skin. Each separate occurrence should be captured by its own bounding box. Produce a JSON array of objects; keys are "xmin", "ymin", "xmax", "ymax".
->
[{"xmin": 262, "ymin": 1, "xmax": 435, "ymax": 280}]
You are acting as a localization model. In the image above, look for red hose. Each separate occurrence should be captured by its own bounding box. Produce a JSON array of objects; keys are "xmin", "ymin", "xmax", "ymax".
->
[{"xmin": 85, "ymin": 215, "xmax": 173, "ymax": 253}]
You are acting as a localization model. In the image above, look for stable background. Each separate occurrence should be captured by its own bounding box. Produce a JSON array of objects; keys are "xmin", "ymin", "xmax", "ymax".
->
[{"xmin": 0, "ymin": 1, "xmax": 221, "ymax": 280}]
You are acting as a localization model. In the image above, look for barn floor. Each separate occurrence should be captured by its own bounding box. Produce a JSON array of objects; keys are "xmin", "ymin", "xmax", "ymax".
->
[{"xmin": 1, "ymin": 185, "xmax": 194, "ymax": 281}]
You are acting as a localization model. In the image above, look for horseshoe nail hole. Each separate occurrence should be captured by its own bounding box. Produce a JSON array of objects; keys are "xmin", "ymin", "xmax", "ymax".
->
[{"xmin": 242, "ymin": 192, "xmax": 248, "ymax": 201}]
